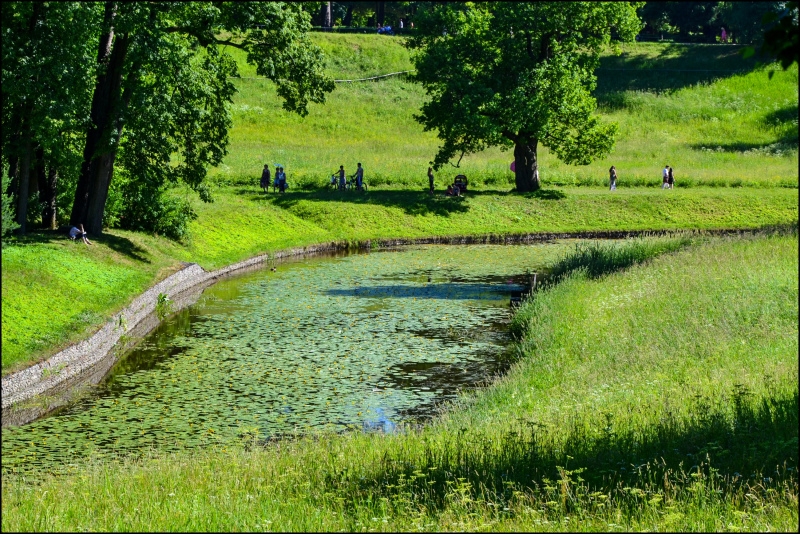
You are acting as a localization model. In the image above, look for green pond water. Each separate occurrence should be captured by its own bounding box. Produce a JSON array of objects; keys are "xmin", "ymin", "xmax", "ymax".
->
[{"xmin": 2, "ymin": 243, "xmax": 573, "ymax": 475}]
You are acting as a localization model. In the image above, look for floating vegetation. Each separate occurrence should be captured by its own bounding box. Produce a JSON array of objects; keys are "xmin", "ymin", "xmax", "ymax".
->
[{"xmin": 2, "ymin": 243, "xmax": 574, "ymax": 474}]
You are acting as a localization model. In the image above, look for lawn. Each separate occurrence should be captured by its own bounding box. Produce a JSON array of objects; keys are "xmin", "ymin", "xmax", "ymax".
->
[{"xmin": 3, "ymin": 230, "xmax": 796, "ymax": 531}]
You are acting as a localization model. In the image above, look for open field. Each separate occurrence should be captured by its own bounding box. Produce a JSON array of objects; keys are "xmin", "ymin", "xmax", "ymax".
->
[
  {"xmin": 3, "ymin": 231, "xmax": 797, "ymax": 531},
  {"xmin": 2, "ymin": 33, "xmax": 797, "ymax": 372},
  {"xmin": 215, "ymin": 34, "xmax": 798, "ymax": 189},
  {"xmin": 3, "ymin": 186, "xmax": 797, "ymax": 373}
]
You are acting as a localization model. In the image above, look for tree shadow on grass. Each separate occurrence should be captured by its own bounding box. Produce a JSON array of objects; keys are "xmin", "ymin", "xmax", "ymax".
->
[
  {"xmin": 595, "ymin": 43, "xmax": 760, "ymax": 107},
  {"xmin": 688, "ymin": 105, "xmax": 799, "ymax": 154},
  {"xmin": 5, "ymin": 229, "xmax": 151, "ymax": 263},
  {"xmin": 325, "ymin": 387, "xmax": 798, "ymax": 512},
  {"xmin": 234, "ymin": 187, "xmax": 568, "ymax": 216}
]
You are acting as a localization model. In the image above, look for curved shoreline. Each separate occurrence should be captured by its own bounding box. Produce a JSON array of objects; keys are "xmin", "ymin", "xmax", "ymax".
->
[{"xmin": 0, "ymin": 227, "xmax": 762, "ymax": 425}]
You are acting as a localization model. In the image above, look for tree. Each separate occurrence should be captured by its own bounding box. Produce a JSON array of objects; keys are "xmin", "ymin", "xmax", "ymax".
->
[
  {"xmin": 69, "ymin": 2, "xmax": 334, "ymax": 235},
  {"xmin": 408, "ymin": 2, "xmax": 641, "ymax": 192},
  {"xmin": 760, "ymin": 1, "xmax": 799, "ymax": 69},
  {"xmin": 716, "ymin": 1, "xmax": 785, "ymax": 44},
  {"xmin": 1, "ymin": 2, "xmax": 100, "ymax": 233}
]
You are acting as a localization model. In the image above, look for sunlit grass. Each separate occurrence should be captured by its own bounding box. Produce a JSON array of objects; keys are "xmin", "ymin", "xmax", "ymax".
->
[
  {"xmin": 3, "ymin": 230, "xmax": 797, "ymax": 531},
  {"xmin": 214, "ymin": 36, "xmax": 798, "ymax": 190}
]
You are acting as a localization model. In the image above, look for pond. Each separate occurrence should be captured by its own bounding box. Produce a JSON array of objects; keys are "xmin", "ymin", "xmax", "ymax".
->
[{"xmin": 1, "ymin": 243, "xmax": 574, "ymax": 475}]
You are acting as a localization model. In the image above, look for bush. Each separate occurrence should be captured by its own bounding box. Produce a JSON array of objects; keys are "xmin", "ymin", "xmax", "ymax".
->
[
  {"xmin": 108, "ymin": 179, "xmax": 199, "ymax": 242},
  {"xmin": 1, "ymin": 173, "xmax": 20, "ymax": 242}
]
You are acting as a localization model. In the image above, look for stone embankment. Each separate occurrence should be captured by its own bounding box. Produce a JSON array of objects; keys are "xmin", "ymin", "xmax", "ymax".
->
[{"xmin": 2, "ymin": 228, "xmax": 751, "ymax": 425}]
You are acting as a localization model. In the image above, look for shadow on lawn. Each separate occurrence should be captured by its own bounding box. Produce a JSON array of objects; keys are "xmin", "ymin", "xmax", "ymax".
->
[
  {"xmin": 595, "ymin": 43, "xmax": 760, "ymax": 106},
  {"xmin": 235, "ymin": 187, "xmax": 567, "ymax": 217},
  {"xmin": 6, "ymin": 228, "xmax": 151, "ymax": 263},
  {"xmin": 327, "ymin": 386, "xmax": 799, "ymax": 511},
  {"xmin": 688, "ymin": 105, "xmax": 799, "ymax": 154}
]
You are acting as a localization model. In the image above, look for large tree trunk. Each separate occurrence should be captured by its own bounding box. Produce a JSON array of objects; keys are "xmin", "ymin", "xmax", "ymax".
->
[
  {"xmin": 70, "ymin": 1, "xmax": 121, "ymax": 231},
  {"xmin": 514, "ymin": 137, "xmax": 541, "ymax": 192},
  {"xmin": 323, "ymin": 2, "xmax": 331, "ymax": 29},
  {"xmin": 376, "ymin": 1, "xmax": 385, "ymax": 25},
  {"xmin": 40, "ymin": 164, "xmax": 58, "ymax": 229},
  {"xmin": 15, "ymin": 115, "xmax": 32, "ymax": 234},
  {"xmin": 343, "ymin": 5, "xmax": 353, "ymax": 27}
]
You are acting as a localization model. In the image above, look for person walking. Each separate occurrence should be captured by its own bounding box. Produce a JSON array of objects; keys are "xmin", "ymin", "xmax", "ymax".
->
[
  {"xmin": 609, "ymin": 166, "xmax": 617, "ymax": 191},
  {"xmin": 276, "ymin": 166, "xmax": 287, "ymax": 193},
  {"xmin": 662, "ymin": 165, "xmax": 669, "ymax": 189},
  {"xmin": 260, "ymin": 164, "xmax": 271, "ymax": 193},
  {"xmin": 667, "ymin": 166, "xmax": 674, "ymax": 189},
  {"xmin": 720, "ymin": 27, "xmax": 727, "ymax": 43},
  {"xmin": 428, "ymin": 167, "xmax": 435, "ymax": 194}
]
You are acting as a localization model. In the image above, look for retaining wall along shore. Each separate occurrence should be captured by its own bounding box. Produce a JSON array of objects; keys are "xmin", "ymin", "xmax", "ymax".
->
[{"xmin": 1, "ymin": 228, "xmax": 754, "ymax": 426}]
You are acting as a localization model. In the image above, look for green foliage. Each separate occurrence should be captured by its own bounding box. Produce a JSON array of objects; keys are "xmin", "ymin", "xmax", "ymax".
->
[
  {"xmin": 155, "ymin": 292, "xmax": 172, "ymax": 321},
  {"xmin": 407, "ymin": 1, "xmax": 642, "ymax": 187},
  {"xmin": 760, "ymin": 1, "xmax": 799, "ymax": 70},
  {"xmin": 2, "ymin": 232, "xmax": 797, "ymax": 531},
  {"xmin": 1, "ymin": 174, "xmax": 19, "ymax": 241}
]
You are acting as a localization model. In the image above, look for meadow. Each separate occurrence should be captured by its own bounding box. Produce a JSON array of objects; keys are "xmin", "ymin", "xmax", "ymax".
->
[
  {"xmin": 2, "ymin": 33, "xmax": 798, "ymax": 372},
  {"xmin": 215, "ymin": 34, "xmax": 798, "ymax": 189},
  {"xmin": 2, "ymin": 229, "xmax": 797, "ymax": 531},
  {"xmin": 1, "ymin": 34, "xmax": 798, "ymax": 530}
]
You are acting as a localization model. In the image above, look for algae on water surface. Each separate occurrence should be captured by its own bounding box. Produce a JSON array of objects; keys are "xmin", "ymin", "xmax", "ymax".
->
[{"xmin": 2, "ymin": 243, "xmax": 574, "ymax": 474}]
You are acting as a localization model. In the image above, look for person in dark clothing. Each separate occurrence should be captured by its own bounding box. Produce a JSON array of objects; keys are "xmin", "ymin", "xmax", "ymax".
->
[
  {"xmin": 260, "ymin": 164, "xmax": 271, "ymax": 193},
  {"xmin": 428, "ymin": 167, "xmax": 434, "ymax": 194}
]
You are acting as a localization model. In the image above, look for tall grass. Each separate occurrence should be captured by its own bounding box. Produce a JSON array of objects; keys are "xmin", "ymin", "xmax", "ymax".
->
[{"xmin": 3, "ymin": 231, "xmax": 797, "ymax": 531}]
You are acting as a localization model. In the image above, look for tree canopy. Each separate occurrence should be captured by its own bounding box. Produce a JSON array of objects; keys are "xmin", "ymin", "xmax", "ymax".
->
[
  {"xmin": 2, "ymin": 1, "xmax": 334, "ymax": 237},
  {"xmin": 408, "ymin": 2, "xmax": 642, "ymax": 192}
]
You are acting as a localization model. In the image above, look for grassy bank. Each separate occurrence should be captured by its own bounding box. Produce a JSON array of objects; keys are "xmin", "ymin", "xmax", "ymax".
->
[
  {"xmin": 3, "ymin": 186, "xmax": 798, "ymax": 373},
  {"xmin": 3, "ymin": 231, "xmax": 796, "ymax": 531},
  {"xmin": 215, "ymin": 35, "xmax": 798, "ymax": 189}
]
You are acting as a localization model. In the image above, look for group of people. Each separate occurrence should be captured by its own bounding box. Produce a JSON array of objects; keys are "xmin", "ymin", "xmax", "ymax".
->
[
  {"xmin": 330, "ymin": 163, "xmax": 366, "ymax": 191},
  {"xmin": 261, "ymin": 164, "xmax": 288, "ymax": 193},
  {"xmin": 607, "ymin": 165, "xmax": 676, "ymax": 190}
]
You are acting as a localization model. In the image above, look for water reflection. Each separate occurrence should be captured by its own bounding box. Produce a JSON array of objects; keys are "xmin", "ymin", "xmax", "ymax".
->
[{"xmin": 2, "ymin": 243, "xmax": 571, "ymax": 475}]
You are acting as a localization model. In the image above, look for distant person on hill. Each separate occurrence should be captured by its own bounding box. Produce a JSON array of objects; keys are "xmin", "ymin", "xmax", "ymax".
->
[
  {"xmin": 662, "ymin": 165, "xmax": 669, "ymax": 189},
  {"xmin": 260, "ymin": 164, "xmax": 271, "ymax": 193},
  {"xmin": 353, "ymin": 162, "xmax": 364, "ymax": 190},
  {"xmin": 69, "ymin": 223, "xmax": 92, "ymax": 245},
  {"xmin": 273, "ymin": 165, "xmax": 281, "ymax": 190},
  {"xmin": 609, "ymin": 165, "xmax": 617, "ymax": 191},
  {"xmin": 668, "ymin": 166, "xmax": 674, "ymax": 189},
  {"xmin": 428, "ymin": 167, "xmax": 435, "ymax": 194},
  {"xmin": 399, "ymin": 18, "xmax": 404, "ymax": 29},
  {"xmin": 720, "ymin": 27, "xmax": 727, "ymax": 43},
  {"xmin": 338, "ymin": 165, "xmax": 346, "ymax": 190},
  {"xmin": 277, "ymin": 166, "xmax": 287, "ymax": 193}
]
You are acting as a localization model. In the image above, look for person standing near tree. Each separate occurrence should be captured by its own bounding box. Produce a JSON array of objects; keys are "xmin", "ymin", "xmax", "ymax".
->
[
  {"xmin": 399, "ymin": 18, "xmax": 404, "ymax": 30},
  {"xmin": 428, "ymin": 167, "xmax": 435, "ymax": 193},
  {"xmin": 721, "ymin": 27, "xmax": 727, "ymax": 43}
]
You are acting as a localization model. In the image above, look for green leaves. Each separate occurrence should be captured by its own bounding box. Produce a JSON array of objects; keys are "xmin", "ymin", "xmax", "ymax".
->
[{"xmin": 408, "ymin": 2, "xmax": 641, "ymax": 179}]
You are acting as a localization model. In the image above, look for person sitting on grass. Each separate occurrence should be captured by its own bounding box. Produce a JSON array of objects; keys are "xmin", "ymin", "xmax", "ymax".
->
[
  {"xmin": 445, "ymin": 184, "xmax": 455, "ymax": 196},
  {"xmin": 69, "ymin": 224, "xmax": 92, "ymax": 245}
]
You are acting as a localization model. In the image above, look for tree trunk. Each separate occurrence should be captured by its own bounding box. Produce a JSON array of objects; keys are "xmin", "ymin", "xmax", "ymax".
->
[
  {"xmin": 343, "ymin": 5, "xmax": 353, "ymax": 27},
  {"xmin": 324, "ymin": 2, "xmax": 331, "ymax": 29},
  {"xmin": 514, "ymin": 137, "xmax": 541, "ymax": 192},
  {"xmin": 31, "ymin": 145, "xmax": 44, "ymax": 199},
  {"xmin": 377, "ymin": 1, "xmax": 385, "ymax": 25},
  {"xmin": 70, "ymin": 1, "xmax": 118, "ymax": 230},
  {"xmin": 41, "ymin": 164, "xmax": 58, "ymax": 229},
  {"xmin": 15, "ymin": 116, "xmax": 32, "ymax": 234}
]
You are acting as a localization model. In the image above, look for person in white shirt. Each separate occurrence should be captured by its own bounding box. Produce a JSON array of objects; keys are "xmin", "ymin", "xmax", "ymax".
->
[{"xmin": 662, "ymin": 165, "xmax": 669, "ymax": 189}]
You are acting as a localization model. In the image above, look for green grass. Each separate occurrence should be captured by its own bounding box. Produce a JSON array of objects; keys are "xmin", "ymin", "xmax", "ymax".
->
[
  {"xmin": 213, "ymin": 36, "xmax": 798, "ymax": 190},
  {"xmin": 3, "ymin": 231, "xmax": 796, "ymax": 531},
  {"xmin": 3, "ymin": 186, "xmax": 798, "ymax": 373}
]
